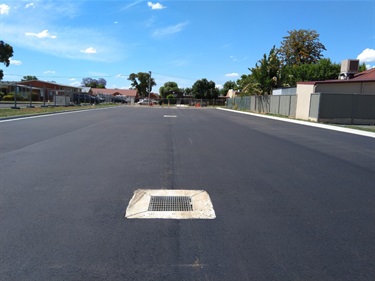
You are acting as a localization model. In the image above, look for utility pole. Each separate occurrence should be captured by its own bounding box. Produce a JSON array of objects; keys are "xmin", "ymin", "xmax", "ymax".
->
[{"xmin": 148, "ymin": 71, "xmax": 151, "ymax": 106}]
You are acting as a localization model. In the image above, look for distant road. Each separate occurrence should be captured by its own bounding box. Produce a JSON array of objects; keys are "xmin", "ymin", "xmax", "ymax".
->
[{"xmin": 1, "ymin": 107, "xmax": 374, "ymax": 281}]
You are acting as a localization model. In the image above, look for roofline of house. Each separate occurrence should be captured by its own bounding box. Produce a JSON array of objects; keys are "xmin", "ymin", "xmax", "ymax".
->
[
  {"xmin": 17, "ymin": 80, "xmax": 82, "ymax": 90},
  {"xmin": 297, "ymin": 78, "xmax": 375, "ymax": 86}
]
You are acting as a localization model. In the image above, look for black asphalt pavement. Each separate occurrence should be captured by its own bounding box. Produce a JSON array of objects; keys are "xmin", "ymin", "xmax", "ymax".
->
[{"xmin": 1, "ymin": 107, "xmax": 374, "ymax": 281}]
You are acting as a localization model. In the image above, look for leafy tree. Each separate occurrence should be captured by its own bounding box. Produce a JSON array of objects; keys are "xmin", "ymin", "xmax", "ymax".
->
[
  {"xmin": 236, "ymin": 74, "xmax": 255, "ymax": 96},
  {"xmin": 220, "ymin": 80, "xmax": 237, "ymax": 96},
  {"xmin": 250, "ymin": 46, "xmax": 282, "ymax": 95},
  {"xmin": 0, "ymin": 40, "xmax": 14, "ymax": 81},
  {"xmin": 22, "ymin": 75, "xmax": 38, "ymax": 81},
  {"xmin": 128, "ymin": 72, "xmax": 156, "ymax": 98},
  {"xmin": 191, "ymin": 78, "xmax": 219, "ymax": 99},
  {"xmin": 180, "ymin": 87, "xmax": 192, "ymax": 96},
  {"xmin": 159, "ymin": 81, "xmax": 179, "ymax": 98},
  {"xmin": 359, "ymin": 63, "xmax": 367, "ymax": 72},
  {"xmin": 283, "ymin": 58, "xmax": 340, "ymax": 86},
  {"xmin": 81, "ymin": 77, "xmax": 107, "ymax": 88},
  {"xmin": 278, "ymin": 29, "xmax": 326, "ymax": 66}
]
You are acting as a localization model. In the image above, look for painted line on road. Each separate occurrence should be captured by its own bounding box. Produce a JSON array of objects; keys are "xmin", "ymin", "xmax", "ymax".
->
[
  {"xmin": 217, "ymin": 107, "xmax": 375, "ymax": 138},
  {"xmin": 0, "ymin": 107, "xmax": 121, "ymax": 123},
  {"xmin": 164, "ymin": 115, "xmax": 177, "ymax": 118}
]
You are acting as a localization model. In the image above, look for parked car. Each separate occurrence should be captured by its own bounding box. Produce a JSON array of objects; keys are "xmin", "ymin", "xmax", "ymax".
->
[
  {"xmin": 113, "ymin": 96, "xmax": 128, "ymax": 103},
  {"xmin": 72, "ymin": 94, "xmax": 98, "ymax": 104},
  {"xmin": 137, "ymin": 99, "xmax": 158, "ymax": 105}
]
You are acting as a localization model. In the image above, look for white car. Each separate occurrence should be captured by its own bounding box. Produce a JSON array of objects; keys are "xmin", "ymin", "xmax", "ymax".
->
[{"xmin": 137, "ymin": 99, "xmax": 158, "ymax": 105}]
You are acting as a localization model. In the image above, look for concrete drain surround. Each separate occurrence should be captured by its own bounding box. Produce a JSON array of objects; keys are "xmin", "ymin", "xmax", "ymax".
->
[{"xmin": 125, "ymin": 189, "xmax": 216, "ymax": 219}]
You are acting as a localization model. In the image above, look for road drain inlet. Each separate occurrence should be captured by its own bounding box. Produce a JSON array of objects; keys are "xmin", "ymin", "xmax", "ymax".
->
[
  {"xmin": 125, "ymin": 189, "xmax": 215, "ymax": 219},
  {"xmin": 148, "ymin": 196, "xmax": 193, "ymax": 212}
]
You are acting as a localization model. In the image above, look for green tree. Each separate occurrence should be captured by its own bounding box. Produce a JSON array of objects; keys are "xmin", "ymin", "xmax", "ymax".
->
[
  {"xmin": 283, "ymin": 58, "xmax": 340, "ymax": 86},
  {"xmin": 128, "ymin": 72, "xmax": 156, "ymax": 98},
  {"xmin": 22, "ymin": 75, "xmax": 38, "ymax": 81},
  {"xmin": 0, "ymin": 40, "xmax": 14, "ymax": 81},
  {"xmin": 180, "ymin": 87, "xmax": 192, "ymax": 96},
  {"xmin": 191, "ymin": 78, "xmax": 219, "ymax": 99},
  {"xmin": 359, "ymin": 63, "xmax": 367, "ymax": 72},
  {"xmin": 250, "ymin": 46, "xmax": 282, "ymax": 95},
  {"xmin": 159, "ymin": 81, "xmax": 179, "ymax": 98},
  {"xmin": 81, "ymin": 77, "xmax": 107, "ymax": 88},
  {"xmin": 236, "ymin": 74, "xmax": 255, "ymax": 96},
  {"xmin": 278, "ymin": 29, "xmax": 326, "ymax": 66}
]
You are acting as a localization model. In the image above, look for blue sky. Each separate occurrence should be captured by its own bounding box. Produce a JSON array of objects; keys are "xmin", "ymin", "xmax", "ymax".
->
[{"xmin": 1, "ymin": 0, "xmax": 374, "ymax": 92}]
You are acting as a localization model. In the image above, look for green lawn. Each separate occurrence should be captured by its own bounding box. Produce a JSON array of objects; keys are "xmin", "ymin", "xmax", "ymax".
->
[{"xmin": 0, "ymin": 103, "xmax": 121, "ymax": 119}]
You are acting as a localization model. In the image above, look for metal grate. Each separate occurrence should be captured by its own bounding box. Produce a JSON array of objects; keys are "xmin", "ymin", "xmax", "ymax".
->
[{"xmin": 148, "ymin": 196, "xmax": 193, "ymax": 212}]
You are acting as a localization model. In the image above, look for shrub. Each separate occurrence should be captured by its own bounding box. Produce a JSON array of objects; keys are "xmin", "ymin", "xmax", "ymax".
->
[{"xmin": 2, "ymin": 92, "xmax": 27, "ymax": 101}]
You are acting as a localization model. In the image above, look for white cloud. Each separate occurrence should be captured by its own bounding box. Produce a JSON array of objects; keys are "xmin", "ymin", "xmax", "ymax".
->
[
  {"xmin": 70, "ymin": 80, "xmax": 81, "ymax": 87},
  {"xmin": 147, "ymin": 2, "xmax": 166, "ymax": 10},
  {"xmin": 225, "ymin": 73, "xmax": 239, "ymax": 77},
  {"xmin": 80, "ymin": 47, "xmax": 97, "ymax": 54},
  {"xmin": 357, "ymin": 48, "xmax": 375, "ymax": 63},
  {"xmin": 25, "ymin": 3, "xmax": 35, "ymax": 9},
  {"xmin": 152, "ymin": 22, "xmax": 188, "ymax": 38},
  {"xmin": 230, "ymin": 56, "xmax": 238, "ymax": 62},
  {"xmin": 0, "ymin": 4, "xmax": 10, "ymax": 15},
  {"xmin": 44, "ymin": 70, "xmax": 56, "ymax": 74},
  {"xmin": 25, "ymin": 29, "xmax": 57, "ymax": 39},
  {"xmin": 10, "ymin": 58, "xmax": 22, "ymax": 65}
]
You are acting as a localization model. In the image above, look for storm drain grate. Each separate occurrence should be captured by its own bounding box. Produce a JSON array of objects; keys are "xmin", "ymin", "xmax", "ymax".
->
[{"xmin": 148, "ymin": 196, "xmax": 193, "ymax": 212}]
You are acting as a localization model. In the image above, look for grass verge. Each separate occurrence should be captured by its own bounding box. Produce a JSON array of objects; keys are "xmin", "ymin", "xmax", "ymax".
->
[{"xmin": 0, "ymin": 104, "xmax": 121, "ymax": 119}]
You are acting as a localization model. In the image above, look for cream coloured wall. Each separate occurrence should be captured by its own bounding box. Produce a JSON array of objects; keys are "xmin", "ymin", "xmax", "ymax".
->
[{"xmin": 295, "ymin": 84, "xmax": 315, "ymax": 120}]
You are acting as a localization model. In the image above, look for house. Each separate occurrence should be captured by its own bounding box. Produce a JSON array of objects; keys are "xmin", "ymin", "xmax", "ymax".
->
[
  {"xmin": 295, "ymin": 67, "xmax": 375, "ymax": 121},
  {"xmin": 90, "ymin": 88, "xmax": 138, "ymax": 101},
  {"xmin": 226, "ymin": 89, "xmax": 240, "ymax": 98},
  {"xmin": 16, "ymin": 80, "xmax": 82, "ymax": 101}
]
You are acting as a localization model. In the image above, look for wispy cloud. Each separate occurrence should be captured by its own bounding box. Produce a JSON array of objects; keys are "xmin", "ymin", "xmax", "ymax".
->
[
  {"xmin": 225, "ymin": 73, "xmax": 239, "ymax": 77},
  {"xmin": 10, "ymin": 58, "xmax": 22, "ymax": 65},
  {"xmin": 121, "ymin": 0, "xmax": 143, "ymax": 10},
  {"xmin": 44, "ymin": 70, "xmax": 56, "ymax": 74},
  {"xmin": 25, "ymin": 29, "xmax": 57, "ymax": 39},
  {"xmin": 230, "ymin": 55, "xmax": 248, "ymax": 62},
  {"xmin": 0, "ymin": 4, "xmax": 10, "ymax": 15},
  {"xmin": 80, "ymin": 47, "xmax": 97, "ymax": 54},
  {"xmin": 152, "ymin": 22, "xmax": 188, "ymax": 38},
  {"xmin": 25, "ymin": 3, "xmax": 35, "ymax": 9},
  {"xmin": 147, "ymin": 2, "xmax": 166, "ymax": 10}
]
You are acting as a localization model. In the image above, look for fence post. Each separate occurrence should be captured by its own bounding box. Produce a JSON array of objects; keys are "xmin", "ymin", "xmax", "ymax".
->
[
  {"xmin": 11, "ymin": 83, "xmax": 20, "ymax": 109},
  {"xmin": 28, "ymin": 83, "xmax": 35, "ymax": 108}
]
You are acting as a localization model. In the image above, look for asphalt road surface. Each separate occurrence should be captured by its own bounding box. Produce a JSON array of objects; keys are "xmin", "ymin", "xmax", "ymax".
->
[{"xmin": 1, "ymin": 107, "xmax": 374, "ymax": 281}]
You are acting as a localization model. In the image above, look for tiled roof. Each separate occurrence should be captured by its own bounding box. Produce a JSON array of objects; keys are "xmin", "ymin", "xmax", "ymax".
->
[
  {"xmin": 91, "ymin": 88, "xmax": 138, "ymax": 97},
  {"xmin": 351, "ymin": 68, "xmax": 375, "ymax": 81},
  {"xmin": 298, "ymin": 68, "xmax": 375, "ymax": 85}
]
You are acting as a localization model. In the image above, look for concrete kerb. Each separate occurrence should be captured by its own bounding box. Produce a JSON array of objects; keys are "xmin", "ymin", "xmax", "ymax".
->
[{"xmin": 217, "ymin": 107, "xmax": 375, "ymax": 139}]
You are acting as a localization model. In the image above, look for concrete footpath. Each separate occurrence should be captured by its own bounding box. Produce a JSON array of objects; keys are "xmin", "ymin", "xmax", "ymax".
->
[{"xmin": 217, "ymin": 107, "xmax": 375, "ymax": 139}]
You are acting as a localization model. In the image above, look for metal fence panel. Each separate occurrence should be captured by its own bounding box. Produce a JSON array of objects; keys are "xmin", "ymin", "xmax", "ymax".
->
[
  {"xmin": 309, "ymin": 94, "xmax": 321, "ymax": 119},
  {"xmin": 290, "ymin": 95, "xmax": 297, "ymax": 117},
  {"xmin": 355, "ymin": 95, "xmax": 375, "ymax": 119},
  {"xmin": 316, "ymin": 93, "xmax": 375, "ymax": 124},
  {"xmin": 227, "ymin": 95, "xmax": 296, "ymax": 117},
  {"xmin": 270, "ymin": 96, "xmax": 280, "ymax": 114}
]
